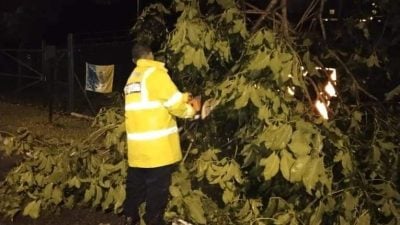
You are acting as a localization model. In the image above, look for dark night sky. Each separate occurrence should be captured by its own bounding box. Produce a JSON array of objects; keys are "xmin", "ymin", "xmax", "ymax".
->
[
  {"xmin": 0, "ymin": 0, "xmax": 163, "ymax": 46},
  {"xmin": 45, "ymin": 0, "xmax": 139, "ymax": 44}
]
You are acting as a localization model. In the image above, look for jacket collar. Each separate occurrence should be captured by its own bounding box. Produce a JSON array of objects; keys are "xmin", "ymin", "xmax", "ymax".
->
[{"xmin": 136, "ymin": 59, "xmax": 167, "ymax": 72}]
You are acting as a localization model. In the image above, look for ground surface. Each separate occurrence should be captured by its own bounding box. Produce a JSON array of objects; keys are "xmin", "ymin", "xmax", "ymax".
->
[{"xmin": 0, "ymin": 101, "xmax": 122, "ymax": 225}]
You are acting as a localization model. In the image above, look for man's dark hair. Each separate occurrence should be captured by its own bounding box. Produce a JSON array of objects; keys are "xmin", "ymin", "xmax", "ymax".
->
[{"xmin": 131, "ymin": 44, "xmax": 152, "ymax": 63}]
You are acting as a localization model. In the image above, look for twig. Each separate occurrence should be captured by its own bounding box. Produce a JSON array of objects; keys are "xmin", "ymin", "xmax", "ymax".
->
[
  {"xmin": 328, "ymin": 50, "xmax": 378, "ymax": 101},
  {"xmin": 318, "ymin": 0, "xmax": 327, "ymax": 40},
  {"xmin": 182, "ymin": 142, "xmax": 193, "ymax": 163},
  {"xmin": 244, "ymin": 2, "xmax": 262, "ymax": 11},
  {"xmin": 295, "ymin": 0, "xmax": 319, "ymax": 31},
  {"xmin": 250, "ymin": 0, "xmax": 279, "ymax": 33},
  {"xmin": 0, "ymin": 130, "xmax": 15, "ymax": 137}
]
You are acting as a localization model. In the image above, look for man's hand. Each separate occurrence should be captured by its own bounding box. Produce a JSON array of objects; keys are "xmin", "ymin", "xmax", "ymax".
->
[{"xmin": 189, "ymin": 95, "xmax": 201, "ymax": 112}]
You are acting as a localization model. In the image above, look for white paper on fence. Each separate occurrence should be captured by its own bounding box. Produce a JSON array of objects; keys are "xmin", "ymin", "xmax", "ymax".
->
[{"xmin": 85, "ymin": 63, "xmax": 114, "ymax": 93}]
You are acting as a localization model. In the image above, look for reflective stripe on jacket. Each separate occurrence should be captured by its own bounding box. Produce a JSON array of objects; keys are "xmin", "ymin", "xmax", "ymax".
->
[{"xmin": 124, "ymin": 59, "xmax": 195, "ymax": 168}]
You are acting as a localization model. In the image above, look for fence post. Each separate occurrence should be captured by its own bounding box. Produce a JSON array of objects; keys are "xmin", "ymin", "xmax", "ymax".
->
[
  {"xmin": 67, "ymin": 33, "xmax": 74, "ymax": 112},
  {"xmin": 45, "ymin": 45, "xmax": 56, "ymax": 123}
]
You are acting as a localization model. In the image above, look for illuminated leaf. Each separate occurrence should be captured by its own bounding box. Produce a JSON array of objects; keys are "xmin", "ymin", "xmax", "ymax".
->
[
  {"xmin": 309, "ymin": 201, "xmax": 326, "ymax": 225},
  {"xmin": 366, "ymin": 53, "xmax": 380, "ymax": 68},
  {"xmin": 290, "ymin": 155, "xmax": 310, "ymax": 182},
  {"xmin": 52, "ymin": 186, "xmax": 63, "ymax": 204},
  {"xmin": 343, "ymin": 192, "xmax": 358, "ymax": 220},
  {"xmin": 288, "ymin": 130, "xmax": 311, "ymax": 156},
  {"xmin": 275, "ymin": 213, "xmax": 291, "ymax": 224},
  {"xmin": 260, "ymin": 152, "xmax": 280, "ymax": 180},
  {"xmin": 43, "ymin": 183, "xmax": 54, "ymax": 199},
  {"xmin": 222, "ymin": 188, "xmax": 234, "ymax": 204},
  {"xmin": 302, "ymin": 157, "xmax": 325, "ymax": 194},
  {"xmin": 169, "ymin": 185, "xmax": 181, "ymax": 197},
  {"xmin": 113, "ymin": 184, "xmax": 126, "ymax": 210},
  {"xmin": 250, "ymin": 87, "xmax": 263, "ymax": 108},
  {"xmin": 84, "ymin": 184, "xmax": 95, "ymax": 203},
  {"xmin": 334, "ymin": 151, "xmax": 353, "ymax": 176},
  {"xmin": 257, "ymin": 106, "xmax": 270, "ymax": 122},
  {"xmin": 280, "ymin": 150, "xmax": 295, "ymax": 182},
  {"xmin": 270, "ymin": 53, "xmax": 282, "ymax": 75},
  {"xmin": 264, "ymin": 124, "xmax": 293, "ymax": 151},
  {"xmin": 102, "ymin": 187, "xmax": 114, "ymax": 210},
  {"xmin": 355, "ymin": 211, "xmax": 370, "ymax": 225},
  {"xmin": 234, "ymin": 86, "xmax": 250, "ymax": 109},
  {"xmin": 247, "ymin": 50, "xmax": 270, "ymax": 71},
  {"xmin": 23, "ymin": 200, "xmax": 41, "ymax": 219},
  {"xmin": 183, "ymin": 195, "xmax": 206, "ymax": 224}
]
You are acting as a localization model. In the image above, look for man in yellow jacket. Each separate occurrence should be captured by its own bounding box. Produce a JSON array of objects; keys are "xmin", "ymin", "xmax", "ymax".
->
[{"xmin": 123, "ymin": 44, "xmax": 200, "ymax": 225}]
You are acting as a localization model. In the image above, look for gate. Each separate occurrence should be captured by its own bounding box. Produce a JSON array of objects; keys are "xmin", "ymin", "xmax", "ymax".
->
[{"xmin": 0, "ymin": 31, "xmax": 134, "ymax": 121}]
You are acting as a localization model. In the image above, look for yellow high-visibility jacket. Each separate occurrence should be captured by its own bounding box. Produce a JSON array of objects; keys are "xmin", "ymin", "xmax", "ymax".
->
[{"xmin": 124, "ymin": 59, "xmax": 196, "ymax": 168}]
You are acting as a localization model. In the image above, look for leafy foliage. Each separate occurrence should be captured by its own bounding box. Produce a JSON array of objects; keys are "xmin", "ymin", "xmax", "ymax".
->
[
  {"xmin": 1, "ymin": 0, "xmax": 400, "ymax": 225},
  {"xmin": 0, "ymin": 108, "xmax": 126, "ymax": 218}
]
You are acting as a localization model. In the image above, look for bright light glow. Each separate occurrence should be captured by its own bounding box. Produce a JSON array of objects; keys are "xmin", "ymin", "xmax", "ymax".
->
[
  {"xmin": 329, "ymin": 68, "xmax": 337, "ymax": 82},
  {"xmin": 315, "ymin": 100, "xmax": 329, "ymax": 119},
  {"xmin": 324, "ymin": 81, "xmax": 337, "ymax": 97},
  {"xmin": 287, "ymin": 86, "xmax": 295, "ymax": 96}
]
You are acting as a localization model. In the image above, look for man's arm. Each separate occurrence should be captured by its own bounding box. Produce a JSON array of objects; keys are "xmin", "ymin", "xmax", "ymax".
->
[{"xmin": 152, "ymin": 71, "xmax": 199, "ymax": 118}]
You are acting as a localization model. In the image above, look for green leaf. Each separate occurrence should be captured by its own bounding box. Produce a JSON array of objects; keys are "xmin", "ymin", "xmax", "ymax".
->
[
  {"xmin": 23, "ymin": 200, "xmax": 41, "ymax": 219},
  {"xmin": 260, "ymin": 152, "xmax": 280, "ymax": 180},
  {"xmin": 93, "ymin": 185, "xmax": 103, "ymax": 207},
  {"xmin": 250, "ymin": 87, "xmax": 263, "ymax": 108},
  {"xmin": 169, "ymin": 185, "xmax": 181, "ymax": 197},
  {"xmin": 251, "ymin": 31, "xmax": 264, "ymax": 46},
  {"xmin": 270, "ymin": 53, "xmax": 282, "ymax": 75},
  {"xmin": 192, "ymin": 49, "xmax": 205, "ymax": 69},
  {"xmin": 184, "ymin": 195, "xmax": 206, "ymax": 224},
  {"xmin": 43, "ymin": 183, "xmax": 54, "ymax": 199},
  {"xmin": 355, "ymin": 211, "xmax": 370, "ymax": 225},
  {"xmin": 68, "ymin": 176, "xmax": 81, "ymax": 188},
  {"xmin": 264, "ymin": 124, "xmax": 293, "ymax": 151},
  {"xmin": 216, "ymin": 0, "xmax": 236, "ymax": 9},
  {"xmin": 113, "ymin": 184, "xmax": 126, "ymax": 211},
  {"xmin": 257, "ymin": 106, "xmax": 270, "ymax": 122},
  {"xmin": 183, "ymin": 46, "xmax": 195, "ymax": 66},
  {"xmin": 280, "ymin": 150, "xmax": 295, "ymax": 182},
  {"xmin": 222, "ymin": 188, "xmax": 235, "ymax": 204},
  {"xmin": 280, "ymin": 62, "xmax": 292, "ymax": 83},
  {"xmin": 102, "ymin": 187, "xmax": 114, "ymax": 210},
  {"xmin": 275, "ymin": 213, "xmax": 291, "ymax": 225},
  {"xmin": 334, "ymin": 151, "xmax": 353, "ymax": 176},
  {"xmin": 84, "ymin": 183, "xmax": 96, "ymax": 203},
  {"xmin": 52, "ymin": 186, "xmax": 63, "ymax": 204},
  {"xmin": 247, "ymin": 50, "xmax": 270, "ymax": 71},
  {"xmin": 65, "ymin": 196, "xmax": 75, "ymax": 209},
  {"xmin": 302, "ymin": 157, "xmax": 325, "ymax": 194},
  {"xmin": 264, "ymin": 30, "xmax": 275, "ymax": 45},
  {"xmin": 366, "ymin": 53, "xmax": 380, "ymax": 68},
  {"xmin": 343, "ymin": 191, "xmax": 358, "ymax": 219},
  {"xmin": 290, "ymin": 155, "xmax": 310, "ymax": 182},
  {"xmin": 309, "ymin": 201, "xmax": 326, "ymax": 225},
  {"xmin": 288, "ymin": 130, "xmax": 311, "ymax": 156},
  {"xmin": 234, "ymin": 86, "xmax": 250, "ymax": 109}
]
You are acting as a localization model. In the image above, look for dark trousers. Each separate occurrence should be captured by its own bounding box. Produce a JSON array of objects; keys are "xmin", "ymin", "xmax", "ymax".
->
[{"xmin": 124, "ymin": 164, "xmax": 174, "ymax": 225}]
